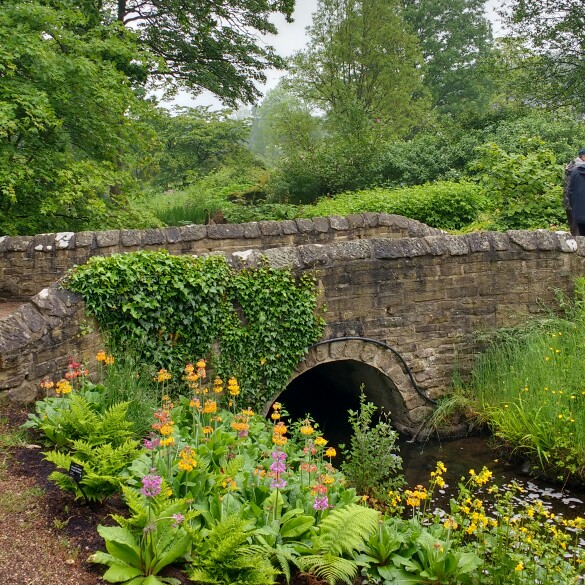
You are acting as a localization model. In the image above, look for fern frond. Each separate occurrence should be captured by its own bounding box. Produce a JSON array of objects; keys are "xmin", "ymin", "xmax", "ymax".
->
[
  {"xmin": 317, "ymin": 504, "xmax": 379, "ymax": 556},
  {"xmin": 297, "ymin": 553, "xmax": 358, "ymax": 585},
  {"xmin": 204, "ymin": 516, "xmax": 250, "ymax": 562}
]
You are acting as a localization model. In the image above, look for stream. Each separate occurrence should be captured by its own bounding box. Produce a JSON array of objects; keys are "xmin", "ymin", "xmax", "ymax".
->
[{"xmin": 400, "ymin": 435, "xmax": 585, "ymax": 519}]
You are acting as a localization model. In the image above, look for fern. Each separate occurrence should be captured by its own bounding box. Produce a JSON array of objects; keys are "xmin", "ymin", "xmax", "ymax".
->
[
  {"xmin": 43, "ymin": 439, "xmax": 141, "ymax": 502},
  {"xmin": 297, "ymin": 554, "xmax": 359, "ymax": 585},
  {"xmin": 296, "ymin": 504, "xmax": 380, "ymax": 585},
  {"xmin": 316, "ymin": 504, "xmax": 380, "ymax": 556},
  {"xmin": 188, "ymin": 514, "xmax": 278, "ymax": 585}
]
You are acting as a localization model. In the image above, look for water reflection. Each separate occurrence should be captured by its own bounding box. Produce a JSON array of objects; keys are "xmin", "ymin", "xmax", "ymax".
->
[{"xmin": 400, "ymin": 435, "xmax": 585, "ymax": 518}]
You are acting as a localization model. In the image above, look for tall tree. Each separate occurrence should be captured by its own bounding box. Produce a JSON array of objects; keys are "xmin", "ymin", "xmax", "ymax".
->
[
  {"xmin": 287, "ymin": 0, "xmax": 429, "ymax": 139},
  {"xmin": 0, "ymin": 0, "xmax": 157, "ymax": 235},
  {"xmin": 503, "ymin": 0, "xmax": 585, "ymax": 109},
  {"xmin": 103, "ymin": 0, "xmax": 295, "ymax": 104},
  {"xmin": 155, "ymin": 107, "xmax": 254, "ymax": 187},
  {"xmin": 400, "ymin": 0, "xmax": 494, "ymax": 117},
  {"xmin": 249, "ymin": 86, "xmax": 322, "ymax": 160}
]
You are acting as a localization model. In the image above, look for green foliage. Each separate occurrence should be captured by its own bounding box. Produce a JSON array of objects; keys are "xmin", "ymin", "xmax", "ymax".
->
[
  {"xmin": 301, "ymin": 181, "xmax": 484, "ymax": 231},
  {"xmin": 0, "ymin": 0, "xmax": 158, "ymax": 236},
  {"xmin": 287, "ymin": 0, "xmax": 428, "ymax": 140},
  {"xmin": 153, "ymin": 107, "xmax": 257, "ymax": 189},
  {"xmin": 187, "ymin": 514, "xmax": 278, "ymax": 585},
  {"xmin": 90, "ymin": 485, "xmax": 192, "ymax": 585},
  {"xmin": 44, "ymin": 438, "xmax": 142, "ymax": 502},
  {"xmin": 23, "ymin": 393, "xmax": 135, "ymax": 448},
  {"xmin": 65, "ymin": 251, "xmax": 324, "ymax": 409},
  {"xmin": 504, "ymin": 0, "xmax": 585, "ymax": 109},
  {"xmin": 296, "ymin": 503, "xmax": 380, "ymax": 585},
  {"xmin": 463, "ymin": 277, "xmax": 585, "ymax": 483},
  {"xmin": 401, "ymin": 0, "xmax": 495, "ymax": 118},
  {"xmin": 112, "ymin": 0, "xmax": 295, "ymax": 105},
  {"xmin": 340, "ymin": 392, "xmax": 404, "ymax": 504},
  {"xmin": 470, "ymin": 141, "xmax": 565, "ymax": 230}
]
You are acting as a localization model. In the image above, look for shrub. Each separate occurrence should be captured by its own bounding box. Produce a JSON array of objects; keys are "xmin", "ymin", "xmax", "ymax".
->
[
  {"xmin": 301, "ymin": 180, "xmax": 485, "ymax": 231},
  {"xmin": 340, "ymin": 392, "xmax": 404, "ymax": 506}
]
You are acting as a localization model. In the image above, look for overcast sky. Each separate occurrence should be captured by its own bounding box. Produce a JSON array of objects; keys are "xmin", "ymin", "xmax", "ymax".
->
[{"xmin": 162, "ymin": 0, "xmax": 504, "ymax": 111}]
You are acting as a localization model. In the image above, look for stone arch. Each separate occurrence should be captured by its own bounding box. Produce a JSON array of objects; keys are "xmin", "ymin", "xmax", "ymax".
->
[{"xmin": 267, "ymin": 337, "xmax": 435, "ymax": 437}]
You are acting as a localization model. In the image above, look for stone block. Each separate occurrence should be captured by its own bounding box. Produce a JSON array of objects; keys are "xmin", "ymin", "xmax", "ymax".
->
[
  {"xmin": 295, "ymin": 218, "xmax": 315, "ymax": 233},
  {"xmin": 143, "ymin": 228, "xmax": 167, "ymax": 246},
  {"xmin": 372, "ymin": 239, "xmax": 405, "ymax": 259},
  {"xmin": 75, "ymin": 231, "xmax": 95, "ymax": 248},
  {"xmin": 345, "ymin": 214, "xmax": 364, "ymax": 229},
  {"xmin": 242, "ymin": 223, "xmax": 261, "ymax": 238},
  {"xmin": 329, "ymin": 215, "xmax": 350, "ymax": 231},
  {"xmin": 328, "ymin": 240, "xmax": 372, "ymax": 261},
  {"xmin": 281, "ymin": 220, "xmax": 298, "ymax": 235},
  {"xmin": 5, "ymin": 379, "xmax": 38, "ymax": 403},
  {"xmin": 424, "ymin": 236, "xmax": 449, "ymax": 256},
  {"xmin": 208, "ymin": 224, "xmax": 245, "ymax": 239},
  {"xmin": 465, "ymin": 232, "xmax": 491, "ymax": 253},
  {"xmin": 259, "ymin": 221, "xmax": 281, "ymax": 236},
  {"xmin": 298, "ymin": 244, "xmax": 330, "ymax": 267},
  {"xmin": 5, "ymin": 237, "xmax": 33, "ymax": 252},
  {"xmin": 95, "ymin": 230, "xmax": 120, "ymax": 248},
  {"xmin": 508, "ymin": 230, "xmax": 538, "ymax": 251},
  {"xmin": 312, "ymin": 217, "xmax": 330, "ymax": 233},
  {"xmin": 120, "ymin": 229, "xmax": 142, "ymax": 247},
  {"xmin": 179, "ymin": 224, "xmax": 207, "ymax": 241},
  {"xmin": 361, "ymin": 212, "xmax": 379, "ymax": 228},
  {"xmin": 262, "ymin": 247, "xmax": 301, "ymax": 269},
  {"xmin": 378, "ymin": 213, "xmax": 407, "ymax": 228},
  {"xmin": 0, "ymin": 315, "xmax": 33, "ymax": 353}
]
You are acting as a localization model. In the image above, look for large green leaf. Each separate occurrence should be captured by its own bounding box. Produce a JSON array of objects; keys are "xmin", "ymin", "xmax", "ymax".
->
[
  {"xmin": 102, "ymin": 564, "xmax": 144, "ymax": 583},
  {"xmin": 281, "ymin": 515, "xmax": 315, "ymax": 539}
]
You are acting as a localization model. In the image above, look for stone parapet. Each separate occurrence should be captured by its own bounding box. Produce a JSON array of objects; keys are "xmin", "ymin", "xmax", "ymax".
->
[{"xmin": 0, "ymin": 214, "xmax": 442, "ymax": 300}]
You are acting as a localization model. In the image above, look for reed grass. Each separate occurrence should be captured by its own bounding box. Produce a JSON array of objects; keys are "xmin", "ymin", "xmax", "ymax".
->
[{"xmin": 467, "ymin": 284, "xmax": 585, "ymax": 482}]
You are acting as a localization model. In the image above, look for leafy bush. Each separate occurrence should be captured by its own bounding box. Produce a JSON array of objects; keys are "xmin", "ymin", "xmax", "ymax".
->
[
  {"xmin": 32, "ymin": 357, "xmax": 585, "ymax": 585},
  {"xmin": 45, "ymin": 438, "xmax": 142, "ymax": 502},
  {"xmin": 23, "ymin": 392, "xmax": 135, "ymax": 448},
  {"xmin": 65, "ymin": 251, "xmax": 324, "ymax": 409},
  {"xmin": 340, "ymin": 393, "xmax": 404, "ymax": 506},
  {"xmin": 461, "ymin": 277, "xmax": 585, "ymax": 483},
  {"xmin": 300, "ymin": 180, "xmax": 485, "ymax": 231},
  {"xmin": 470, "ymin": 141, "xmax": 565, "ymax": 230}
]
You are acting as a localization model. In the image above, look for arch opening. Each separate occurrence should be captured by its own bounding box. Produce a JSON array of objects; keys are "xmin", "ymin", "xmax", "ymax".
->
[{"xmin": 277, "ymin": 359, "xmax": 406, "ymax": 445}]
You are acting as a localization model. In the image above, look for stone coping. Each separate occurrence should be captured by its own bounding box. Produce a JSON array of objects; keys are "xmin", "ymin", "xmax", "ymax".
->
[
  {"xmin": 223, "ymin": 229, "xmax": 584, "ymax": 270},
  {"xmin": 0, "ymin": 213, "xmax": 443, "ymax": 253}
]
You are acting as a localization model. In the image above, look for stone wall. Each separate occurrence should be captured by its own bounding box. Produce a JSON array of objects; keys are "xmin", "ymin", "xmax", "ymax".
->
[
  {"xmin": 240, "ymin": 229, "xmax": 585, "ymax": 400},
  {"xmin": 2, "ymin": 226, "xmax": 584, "ymax": 410},
  {"xmin": 0, "ymin": 214, "xmax": 441, "ymax": 300},
  {"xmin": 0, "ymin": 285, "xmax": 101, "ymax": 403}
]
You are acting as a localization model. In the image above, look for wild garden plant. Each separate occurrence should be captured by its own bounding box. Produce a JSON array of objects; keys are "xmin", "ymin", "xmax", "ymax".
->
[
  {"xmin": 64, "ymin": 251, "xmax": 324, "ymax": 410},
  {"xmin": 31, "ymin": 354, "xmax": 585, "ymax": 585},
  {"xmin": 340, "ymin": 390, "xmax": 404, "ymax": 506},
  {"xmin": 464, "ymin": 277, "xmax": 585, "ymax": 483}
]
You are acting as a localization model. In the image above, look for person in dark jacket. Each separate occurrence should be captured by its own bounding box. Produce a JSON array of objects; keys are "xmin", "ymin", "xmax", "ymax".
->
[
  {"xmin": 568, "ymin": 162, "xmax": 585, "ymax": 235},
  {"xmin": 564, "ymin": 148, "xmax": 585, "ymax": 235}
]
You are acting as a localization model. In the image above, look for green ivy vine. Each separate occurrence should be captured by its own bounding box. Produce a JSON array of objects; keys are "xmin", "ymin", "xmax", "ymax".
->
[{"xmin": 64, "ymin": 250, "xmax": 325, "ymax": 409}]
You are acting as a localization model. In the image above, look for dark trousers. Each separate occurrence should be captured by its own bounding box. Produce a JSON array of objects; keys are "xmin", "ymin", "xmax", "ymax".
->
[
  {"xmin": 577, "ymin": 222, "xmax": 585, "ymax": 236},
  {"xmin": 567, "ymin": 209, "xmax": 580, "ymax": 236}
]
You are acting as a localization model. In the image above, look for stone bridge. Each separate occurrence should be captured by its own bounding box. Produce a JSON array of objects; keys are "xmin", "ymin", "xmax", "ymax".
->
[{"xmin": 1, "ymin": 213, "xmax": 584, "ymax": 437}]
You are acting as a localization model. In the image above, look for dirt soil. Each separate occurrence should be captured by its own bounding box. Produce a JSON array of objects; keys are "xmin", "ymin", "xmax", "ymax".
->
[{"xmin": 0, "ymin": 403, "xmax": 330, "ymax": 585}]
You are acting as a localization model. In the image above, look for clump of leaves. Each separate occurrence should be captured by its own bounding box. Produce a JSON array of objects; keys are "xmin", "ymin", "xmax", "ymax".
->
[
  {"xmin": 23, "ymin": 393, "xmax": 135, "ymax": 448},
  {"xmin": 187, "ymin": 513, "xmax": 278, "ymax": 585},
  {"xmin": 64, "ymin": 251, "xmax": 324, "ymax": 410},
  {"xmin": 296, "ymin": 503, "xmax": 380, "ymax": 585},
  {"xmin": 45, "ymin": 438, "xmax": 142, "ymax": 502},
  {"xmin": 340, "ymin": 391, "xmax": 404, "ymax": 505}
]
